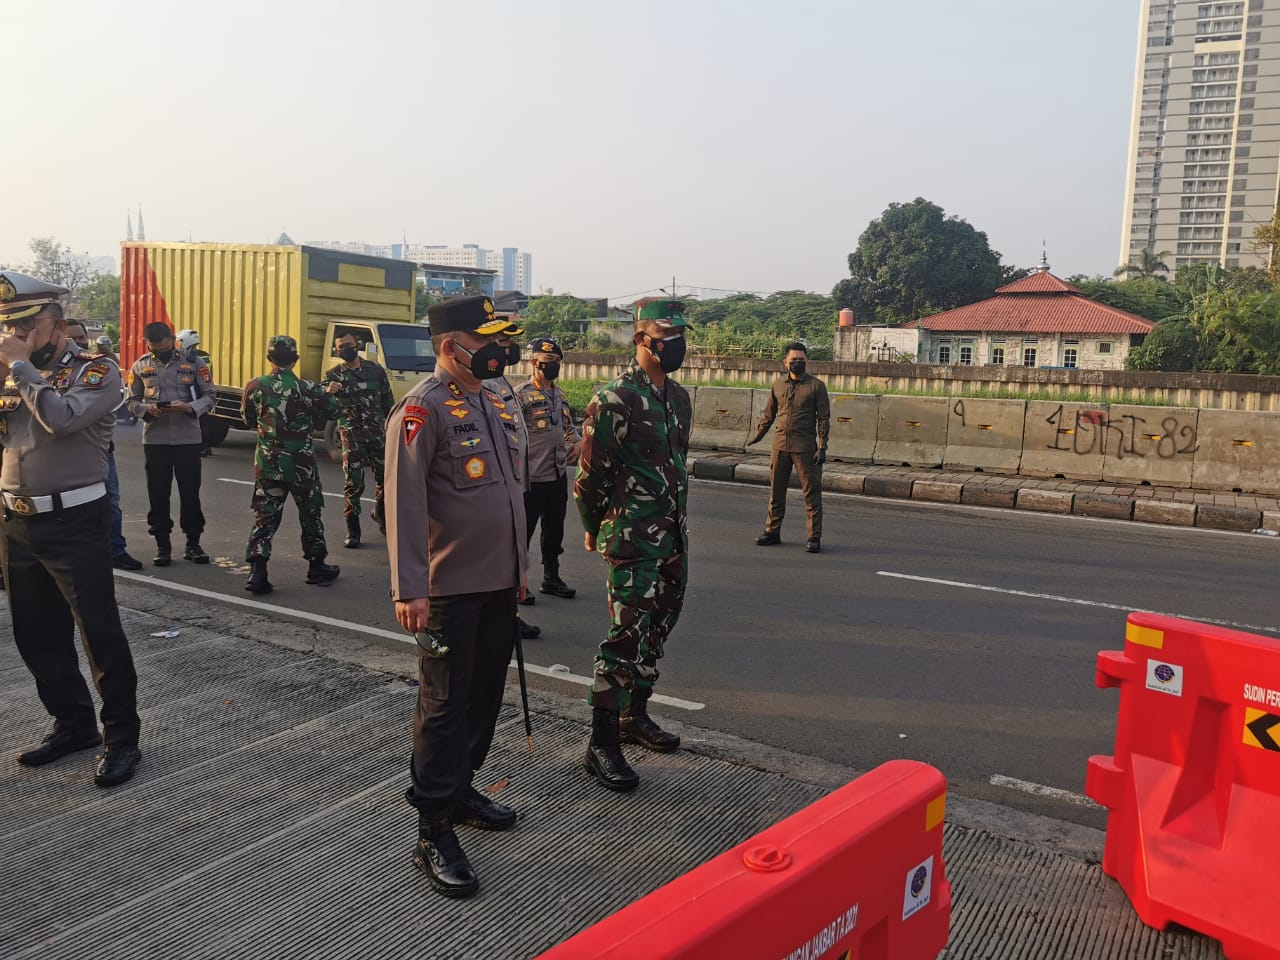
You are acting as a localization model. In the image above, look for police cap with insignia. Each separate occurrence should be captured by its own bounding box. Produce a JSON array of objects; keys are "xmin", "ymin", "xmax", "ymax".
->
[
  {"xmin": 532, "ymin": 337, "xmax": 563, "ymax": 359},
  {"xmin": 635, "ymin": 297, "xmax": 690, "ymax": 328},
  {"xmin": 0, "ymin": 271, "xmax": 69, "ymax": 325},
  {"xmin": 427, "ymin": 295, "xmax": 511, "ymax": 336}
]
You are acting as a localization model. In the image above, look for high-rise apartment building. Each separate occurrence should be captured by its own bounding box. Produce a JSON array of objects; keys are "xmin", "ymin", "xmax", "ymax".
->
[{"xmin": 1119, "ymin": 0, "xmax": 1280, "ymax": 274}]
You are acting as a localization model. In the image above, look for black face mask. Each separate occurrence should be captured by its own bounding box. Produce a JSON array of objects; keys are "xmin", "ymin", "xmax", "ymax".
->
[
  {"xmin": 455, "ymin": 341, "xmax": 507, "ymax": 380},
  {"xmin": 645, "ymin": 333, "xmax": 686, "ymax": 373},
  {"xmin": 504, "ymin": 342, "xmax": 521, "ymax": 366},
  {"xmin": 338, "ymin": 345, "xmax": 359, "ymax": 362},
  {"xmin": 29, "ymin": 334, "xmax": 62, "ymax": 370},
  {"xmin": 269, "ymin": 350, "xmax": 299, "ymax": 367},
  {"xmin": 538, "ymin": 360, "xmax": 561, "ymax": 381},
  {"xmin": 153, "ymin": 348, "xmax": 174, "ymax": 363},
  {"xmin": 789, "ymin": 359, "xmax": 806, "ymax": 376}
]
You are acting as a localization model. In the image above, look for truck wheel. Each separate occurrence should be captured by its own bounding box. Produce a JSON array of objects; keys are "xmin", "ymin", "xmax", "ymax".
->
[
  {"xmin": 202, "ymin": 418, "xmax": 231, "ymax": 447},
  {"xmin": 324, "ymin": 420, "xmax": 343, "ymax": 463}
]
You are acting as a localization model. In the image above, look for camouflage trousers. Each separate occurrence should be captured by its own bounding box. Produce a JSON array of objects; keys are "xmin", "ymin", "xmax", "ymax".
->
[
  {"xmin": 339, "ymin": 427, "xmax": 385, "ymax": 522},
  {"xmin": 589, "ymin": 552, "xmax": 687, "ymax": 711},
  {"xmin": 245, "ymin": 476, "xmax": 327, "ymax": 562}
]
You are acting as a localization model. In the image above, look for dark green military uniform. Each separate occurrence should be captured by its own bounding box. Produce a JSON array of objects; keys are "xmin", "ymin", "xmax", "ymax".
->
[
  {"xmin": 574, "ymin": 357, "xmax": 692, "ymax": 711},
  {"xmin": 242, "ymin": 341, "xmax": 339, "ymax": 562},
  {"xmin": 323, "ymin": 357, "xmax": 393, "ymax": 524}
]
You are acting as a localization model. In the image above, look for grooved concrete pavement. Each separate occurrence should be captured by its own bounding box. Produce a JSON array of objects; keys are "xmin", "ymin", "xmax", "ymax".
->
[{"xmin": 1, "ymin": 586, "xmax": 1226, "ymax": 959}]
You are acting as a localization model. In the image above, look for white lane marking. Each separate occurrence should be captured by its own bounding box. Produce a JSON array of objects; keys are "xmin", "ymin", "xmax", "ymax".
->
[
  {"xmin": 113, "ymin": 571, "xmax": 704, "ymax": 711},
  {"xmin": 218, "ymin": 476, "xmax": 374, "ymax": 504},
  {"xmin": 990, "ymin": 774, "xmax": 1102, "ymax": 809},
  {"xmin": 876, "ymin": 570, "xmax": 1280, "ymax": 636}
]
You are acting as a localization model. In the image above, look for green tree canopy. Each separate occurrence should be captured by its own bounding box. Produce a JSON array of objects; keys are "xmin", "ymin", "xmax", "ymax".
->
[
  {"xmin": 75, "ymin": 273, "xmax": 120, "ymax": 323},
  {"xmin": 831, "ymin": 198, "xmax": 1008, "ymax": 322},
  {"xmin": 1068, "ymin": 276, "xmax": 1188, "ymax": 323},
  {"xmin": 1125, "ymin": 319, "xmax": 1200, "ymax": 372},
  {"xmin": 521, "ymin": 293, "xmax": 600, "ymax": 349}
]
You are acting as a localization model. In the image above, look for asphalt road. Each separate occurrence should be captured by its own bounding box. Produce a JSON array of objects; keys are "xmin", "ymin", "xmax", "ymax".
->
[{"xmin": 110, "ymin": 421, "xmax": 1280, "ymax": 828}]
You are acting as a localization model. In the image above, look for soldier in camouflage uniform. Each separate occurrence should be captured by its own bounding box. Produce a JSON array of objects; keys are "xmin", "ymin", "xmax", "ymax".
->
[
  {"xmin": 574, "ymin": 297, "xmax": 693, "ymax": 792},
  {"xmin": 240, "ymin": 335, "xmax": 341, "ymax": 595},
  {"xmin": 323, "ymin": 330, "xmax": 394, "ymax": 549}
]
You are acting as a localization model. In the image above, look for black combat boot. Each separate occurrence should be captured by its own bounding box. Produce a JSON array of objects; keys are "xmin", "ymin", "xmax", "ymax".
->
[
  {"xmin": 153, "ymin": 534, "xmax": 172, "ymax": 567},
  {"xmin": 620, "ymin": 688, "xmax": 681, "ymax": 753},
  {"xmin": 370, "ymin": 504, "xmax": 386, "ymax": 536},
  {"xmin": 413, "ymin": 815, "xmax": 479, "ymax": 898},
  {"xmin": 305, "ymin": 557, "xmax": 341, "ymax": 585},
  {"xmin": 344, "ymin": 516, "xmax": 361, "ymax": 549},
  {"xmin": 583, "ymin": 707, "xmax": 639, "ymax": 792},
  {"xmin": 17, "ymin": 724, "xmax": 100, "ymax": 766},
  {"xmin": 540, "ymin": 561, "xmax": 576, "ymax": 599},
  {"xmin": 184, "ymin": 541, "xmax": 210, "ymax": 564},
  {"xmin": 245, "ymin": 557, "xmax": 273, "ymax": 595}
]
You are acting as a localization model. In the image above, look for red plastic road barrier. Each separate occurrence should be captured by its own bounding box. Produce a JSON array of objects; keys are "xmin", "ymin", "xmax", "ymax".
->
[
  {"xmin": 1087, "ymin": 612, "xmax": 1280, "ymax": 960},
  {"xmin": 537, "ymin": 760, "xmax": 950, "ymax": 960}
]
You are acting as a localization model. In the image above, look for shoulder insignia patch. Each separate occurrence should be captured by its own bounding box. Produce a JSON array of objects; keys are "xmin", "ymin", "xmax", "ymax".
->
[
  {"xmin": 447, "ymin": 381, "xmax": 464, "ymax": 399},
  {"xmin": 403, "ymin": 413, "xmax": 426, "ymax": 446},
  {"xmin": 83, "ymin": 361, "xmax": 112, "ymax": 387},
  {"xmin": 405, "ymin": 404, "xmax": 429, "ymax": 419},
  {"xmin": 199, "ymin": 366, "xmax": 212, "ymax": 383}
]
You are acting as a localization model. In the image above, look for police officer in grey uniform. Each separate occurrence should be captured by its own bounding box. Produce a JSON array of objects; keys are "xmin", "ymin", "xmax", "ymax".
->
[
  {"xmin": 0, "ymin": 271, "xmax": 142, "ymax": 787},
  {"xmin": 486, "ymin": 318, "xmax": 541, "ymax": 639},
  {"xmin": 126, "ymin": 321, "xmax": 215, "ymax": 566},
  {"xmin": 386, "ymin": 294, "xmax": 527, "ymax": 899},
  {"xmin": 515, "ymin": 336, "xmax": 581, "ymax": 599}
]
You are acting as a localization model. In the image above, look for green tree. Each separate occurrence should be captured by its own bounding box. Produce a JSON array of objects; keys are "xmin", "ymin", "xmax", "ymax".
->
[
  {"xmin": 413, "ymin": 281, "xmax": 436, "ymax": 320},
  {"xmin": 1125, "ymin": 320, "xmax": 1200, "ymax": 371},
  {"xmin": 832, "ymin": 198, "xmax": 1007, "ymax": 322},
  {"xmin": 521, "ymin": 293, "xmax": 598, "ymax": 349},
  {"xmin": 75, "ymin": 273, "xmax": 120, "ymax": 323},
  {"xmin": 25, "ymin": 236, "xmax": 98, "ymax": 294},
  {"xmin": 1069, "ymin": 276, "xmax": 1187, "ymax": 323},
  {"xmin": 1113, "ymin": 248, "xmax": 1172, "ymax": 281},
  {"xmin": 1252, "ymin": 206, "xmax": 1280, "ymax": 285}
]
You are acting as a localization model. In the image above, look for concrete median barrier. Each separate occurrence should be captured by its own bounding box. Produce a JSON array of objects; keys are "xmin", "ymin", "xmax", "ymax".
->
[
  {"xmin": 691, "ymin": 387, "xmax": 753, "ymax": 452},
  {"xmin": 827, "ymin": 394, "xmax": 879, "ymax": 462},
  {"xmin": 1191, "ymin": 409, "xmax": 1280, "ymax": 494},
  {"xmin": 1100, "ymin": 405, "xmax": 1198, "ymax": 488},
  {"xmin": 944, "ymin": 398, "xmax": 1026, "ymax": 473},
  {"xmin": 1020, "ymin": 401, "xmax": 1109, "ymax": 481},
  {"xmin": 874, "ymin": 396, "xmax": 948, "ymax": 467}
]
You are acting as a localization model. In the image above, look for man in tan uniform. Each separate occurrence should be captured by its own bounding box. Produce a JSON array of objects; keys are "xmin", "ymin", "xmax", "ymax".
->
[
  {"xmin": 749, "ymin": 341, "xmax": 830, "ymax": 553},
  {"xmin": 385, "ymin": 294, "xmax": 526, "ymax": 900},
  {"xmin": 0, "ymin": 272, "xmax": 141, "ymax": 788}
]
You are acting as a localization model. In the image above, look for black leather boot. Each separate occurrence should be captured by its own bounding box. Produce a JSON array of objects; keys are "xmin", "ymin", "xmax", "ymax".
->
[
  {"xmin": 306, "ymin": 557, "xmax": 341, "ymax": 585},
  {"xmin": 343, "ymin": 516, "xmax": 361, "ymax": 549},
  {"xmin": 583, "ymin": 707, "xmax": 639, "ymax": 792},
  {"xmin": 153, "ymin": 534, "xmax": 172, "ymax": 567},
  {"xmin": 620, "ymin": 688, "xmax": 681, "ymax": 752},
  {"xmin": 245, "ymin": 557, "xmax": 273, "ymax": 595},
  {"xmin": 413, "ymin": 815, "xmax": 479, "ymax": 898},
  {"xmin": 540, "ymin": 561, "xmax": 576, "ymax": 599},
  {"xmin": 184, "ymin": 541, "xmax": 210, "ymax": 564}
]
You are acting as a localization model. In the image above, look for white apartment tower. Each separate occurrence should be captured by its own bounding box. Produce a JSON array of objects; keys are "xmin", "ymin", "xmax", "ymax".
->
[{"xmin": 1119, "ymin": 0, "xmax": 1280, "ymax": 274}]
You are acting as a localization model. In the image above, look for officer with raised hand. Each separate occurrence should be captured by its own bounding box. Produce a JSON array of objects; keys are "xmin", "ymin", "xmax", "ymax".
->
[
  {"xmin": 385, "ymin": 295, "xmax": 526, "ymax": 899},
  {"xmin": 125, "ymin": 322, "xmax": 214, "ymax": 566},
  {"xmin": 0, "ymin": 272, "xmax": 142, "ymax": 787},
  {"xmin": 241, "ymin": 335, "xmax": 340, "ymax": 594},
  {"xmin": 515, "ymin": 337, "xmax": 581, "ymax": 599},
  {"xmin": 574, "ymin": 297, "xmax": 694, "ymax": 793}
]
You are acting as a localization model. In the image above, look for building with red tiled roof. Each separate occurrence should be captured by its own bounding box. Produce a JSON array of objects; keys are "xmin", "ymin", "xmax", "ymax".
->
[{"xmin": 903, "ymin": 259, "xmax": 1154, "ymax": 370}]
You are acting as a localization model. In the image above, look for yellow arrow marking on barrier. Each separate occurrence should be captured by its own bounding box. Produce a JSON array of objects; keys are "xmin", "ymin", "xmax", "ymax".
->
[
  {"xmin": 1233, "ymin": 439, "xmax": 1253, "ymax": 446},
  {"xmin": 1244, "ymin": 707, "xmax": 1280, "ymax": 752},
  {"xmin": 1126, "ymin": 623, "xmax": 1165, "ymax": 649}
]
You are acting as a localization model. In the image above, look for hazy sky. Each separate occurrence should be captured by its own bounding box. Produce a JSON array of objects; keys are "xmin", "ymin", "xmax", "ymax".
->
[{"xmin": 6, "ymin": 0, "xmax": 1139, "ymax": 299}]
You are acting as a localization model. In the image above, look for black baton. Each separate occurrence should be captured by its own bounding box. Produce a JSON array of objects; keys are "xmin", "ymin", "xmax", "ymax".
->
[{"xmin": 514, "ymin": 612, "xmax": 534, "ymax": 752}]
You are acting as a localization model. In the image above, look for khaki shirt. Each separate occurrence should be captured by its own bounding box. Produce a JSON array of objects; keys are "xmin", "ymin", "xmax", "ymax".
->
[
  {"xmin": 384, "ymin": 374, "xmax": 527, "ymax": 601},
  {"xmin": 126, "ymin": 351, "xmax": 215, "ymax": 445},
  {"xmin": 0, "ymin": 350, "xmax": 123, "ymax": 496},
  {"xmin": 752, "ymin": 373, "xmax": 831, "ymax": 454},
  {"xmin": 515, "ymin": 378, "xmax": 580, "ymax": 483}
]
